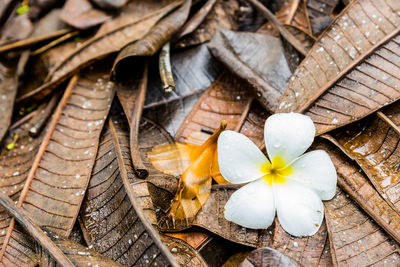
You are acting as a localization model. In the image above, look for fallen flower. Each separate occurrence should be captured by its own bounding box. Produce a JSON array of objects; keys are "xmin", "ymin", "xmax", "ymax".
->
[{"xmin": 218, "ymin": 113, "xmax": 337, "ymax": 237}]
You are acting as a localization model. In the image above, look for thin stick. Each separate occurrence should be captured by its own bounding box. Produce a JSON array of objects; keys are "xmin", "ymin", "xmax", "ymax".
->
[
  {"xmin": 159, "ymin": 42, "xmax": 175, "ymax": 93},
  {"xmin": 377, "ymin": 111, "xmax": 400, "ymax": 136},
  {"xmin": 0, "ymin": 29, "xmax": 71, "ymax": 54},
  {"xmin": 130, "ymin": 61, "xmax": 149, "ymax": 178},
  {"xmin": 245, "ymin": 0, "xmax": 308, "ymax": 56},
  {"xmin": 31, "ymin": 31, "xmax": 80, "ymax": 56},
  {"xmin": 0, "ymin": 193, "xmax": 74, "ymax": 266}
]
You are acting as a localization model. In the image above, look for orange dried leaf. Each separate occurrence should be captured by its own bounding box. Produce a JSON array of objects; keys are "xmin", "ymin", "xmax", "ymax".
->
[{"xmin": 169, "ymin": 121, "xmax": 228, "ymax": 220}]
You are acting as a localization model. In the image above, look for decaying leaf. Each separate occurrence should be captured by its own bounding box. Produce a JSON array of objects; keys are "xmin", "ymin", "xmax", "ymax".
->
[
  {"xmin": 208, "ymin": 29, "xmax": 291, "ymax": 112},
  {"xmin": 277, "ymin": 0, "xmax": 400, "ymax": 134},
  {"xmin": 176, "ymin": 0, "xmax": 240, "ymax": 48},
  {"xmin": 272, "ymin": 220, "xmax": 331, "ymax": 267},
  {"xmin": 112, "ymin": 0, "xmax": 191, "ymax": 80},
  {"xmin": 307, "ymin": 0, "xmax": 339, "ymax": 36},
  {"xmin": 168, "ymin": 121, "xmax": 227, "ymax": 220},
  {"xmin": 60, "ymin": 0, "xmax": 110, "ymax": 30},
  {"xmin": 325, "ymin": 188, "xmax": 400, "ymax": 266},
  {"xmin": 160, "ymin": 185, "xmax": 274, "ymax": 248},
  {"xmin": 91, "ymin": 0, "xmax": 127, "ymax": 10},
  {"xmin": 36, "ymin": 230, "xmax": 124, "ymax": 266},
  {"xmin": 18, "ymin": 1, "xmax": 181, "ymax": 102},
  {"xmin": 0, "ymin": 64, "xmax": 114, "ymax": 265},
  {"xmin": 317, "ymin": 139, "xmax": 400, "ymax": 244}
]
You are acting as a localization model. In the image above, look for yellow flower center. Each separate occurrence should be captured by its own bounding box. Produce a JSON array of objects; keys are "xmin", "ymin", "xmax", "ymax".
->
[{"xmin": 260, "ymin": 156, "xmax": 292, "ymax": 185}]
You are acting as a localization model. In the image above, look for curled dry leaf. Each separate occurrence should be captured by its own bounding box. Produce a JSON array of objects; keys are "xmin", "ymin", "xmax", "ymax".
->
[
  {"xmin": 169, "ymin": 121, "xmax": 227, "ymax": 220},
  {"xmin": 317, "ymin": 139, "xmax": 400, "ymax": 244},
  {"xmin": 277, "ymin": 0, "xmax": 400, "ymax": 135},
  {"xmin": 36, "ymin": 230, "xmax": 124, "ymax": 267},
  {"xmin": 91, "ymin": 0, "xmax": 127, "ymax": 10},
  {"xmin": 0, "ymin": 65, "xmax": 114, "ymax": 266},
  {"xmin": 160, "ymin": 185, "xmax": 274, "ymax": 248},
  {"xmin": 111, "ymin": 0, "xmax": 191, "ymax": 80},
  {"xmin": 272, "ymin": 220, "xmax": 331, "ymax": 267},
  {"xmin": 161, "ymin": 235, "xmax": 208, "ymax": 266},
  {"xmin": 18, "ymin": 1, "xmax": 181, "ymax": 102},
  {"xmin": 325, "ymin": 188, "xmax": 400, "ymax": 266},
  {"xmin": 176, "ymin": 0, "xmax": 239, "ymax": 48},
  {"xmin": 60, "ymin": 0, "xmax": 110, "ymax": 30},
  {"xmin": 208, "ymin": 29, "xmax": 291, "ymax": 112}
]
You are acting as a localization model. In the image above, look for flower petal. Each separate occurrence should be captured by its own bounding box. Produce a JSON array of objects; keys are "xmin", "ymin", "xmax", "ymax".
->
[
  {"xmin": 224, "ymin": 179, "xmax": 275, "ymax": 229},
  {"xmin": 275, "ymin": 180, "xmax": 323, "ymax": 236},
  {"xmin": 289, "ymin": 150, "xmax": 337, "ymax": 200},
  {"xmin": 264, "ymin": 113, "xmax": 315, "ymax": 164},
  {"xmin": 218, "ymin": 131, "xmax": 267, "ymax": 184}
]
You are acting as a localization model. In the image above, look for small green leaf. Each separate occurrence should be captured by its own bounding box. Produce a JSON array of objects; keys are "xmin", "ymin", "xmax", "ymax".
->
[{"xmin": 16, "ymin": 5, "xmax": 30, "ymax": 15}]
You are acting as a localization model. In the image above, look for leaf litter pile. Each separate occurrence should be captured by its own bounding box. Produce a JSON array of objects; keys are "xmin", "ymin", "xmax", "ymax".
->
[{"xmin": 0, "ymin": 0, "xmax": 400, "ymax": 266}]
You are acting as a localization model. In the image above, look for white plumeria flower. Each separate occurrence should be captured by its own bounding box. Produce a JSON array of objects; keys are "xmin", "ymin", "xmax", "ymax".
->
[{"xmin": 218, "ymin": 113, "xmax": 337, "ymax": 237}]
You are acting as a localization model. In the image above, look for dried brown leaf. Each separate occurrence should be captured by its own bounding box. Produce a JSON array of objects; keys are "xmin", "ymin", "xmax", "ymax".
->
[
  {"xmin": 208, "ymin": 30, "xmax": 291, "ymax": 112},
  {"xmin": 112, "ymin": 0, "xmax": 191, "ymax": 80},
  {"xmin": 0, "ymin": 60, "xmax": 17, "ymax": 143},
  {"xmin": 36, "ymin": 231, "xmax": 124, "ymax": 267},
  {"xmin": 323, "ymin": 104, "xmax": 400, "ymax": 243},
  {"xmin": 80, "ymin": 115, "xmax": 174, "ymax": 266},
  {"xmin": 60, "ymin": 0, "xmax": 110, "ymax": 30},
  {"xmin": 277, "ymin": 0, "xmax": 400, "ymax": 135},
  {"xmin": 325, "ymin": 188, "xmax": 400, "ymax": 266},
  {"xmin": 243, "ymin": 247, "xmax": 301, "ymax": 267},
  {"xmin": 174, "ymin": 72, "xmax": 254, "ymax": 144},
  {"xmin": 272, "ymin": 220, "xmax": 331, "ymax": 267},
  {"xmin": 0, "ymin": 120, "xmax": 47, "ymax": 266},
  {"xmin": 0, "ymin": 64, "xmax": 114, "ymax": 265},
  {"xmin": 176, "ymin": 0, "xmax": 239, "ymax": 48},
  {"xmin": 18, "ymin": 1, "xmax": 181, "ymax": 102},
  {"xmin": 160, "ymin": 185, "xmax": 274, "ymax": 248}
]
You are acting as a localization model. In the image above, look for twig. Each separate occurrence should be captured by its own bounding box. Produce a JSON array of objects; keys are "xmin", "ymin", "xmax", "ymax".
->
[
  {"xmin": 31, "ymin": 31, "xmax": 80, "ymax": 56},
  {"xmin": 245, "ymin": 0, "xmax": 308, "ymax": 56},
  {"xmin": 0, "ymin": 29, "xmax": 71, "ymax": 54},
  {"xmin": 377, "ymin": 111, "xmax": 400, "ymax": 136},
  {"xmin": 0, "ymin": 193, "xmax": 74, "ymax": 267},
  {"xmin": 29, "ymin": 92, "xmax": 60, "ymax": 137},
  {"xmin": 159, "ymin": 42, "xmax": 175, "ymax": 93},
  {"xmin": 130, "ymin": 61, "xmax": 149, "ymax": 178}
]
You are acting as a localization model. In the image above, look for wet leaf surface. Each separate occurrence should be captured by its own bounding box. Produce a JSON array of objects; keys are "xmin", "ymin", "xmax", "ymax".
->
[
  {"xmin": 37, "ymin": 230, "xmax": 124, "ymax": 266},
  {"xmin": 160, "ymin": 185, "xmax": 274, "ymax": 248},
  {"xmin": 272, "ymin": 220, "xmax": 331, "ymax": 267},
  {"xmin": 277, "ymin": 0, "xmax": 400, "ymax": 134},
  {"xmin": 208, "ymin": 29, "xmax": 291, "ymax": 112},
  {"xmin": 0, "ymin": 64, "xmax": 114, "ymax": 265},
  {"xmin": 0, "ymin": 120, "xmax": 47, "ymax": 266},
  {"xmin": 317, "ymin": 139, "xmax": 400, "ymax": 244},
  {"xmin": 325, "ymin": 188, "xmax": 400, "ymax": 266}
]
